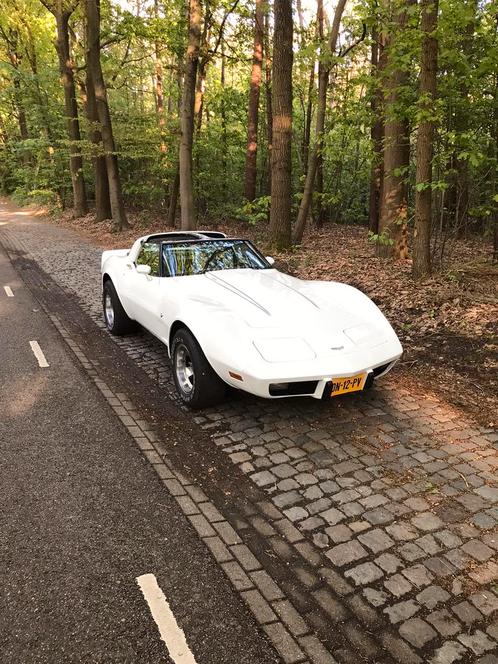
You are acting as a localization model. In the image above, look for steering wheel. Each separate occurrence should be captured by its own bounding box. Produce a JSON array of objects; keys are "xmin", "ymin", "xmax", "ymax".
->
[{"xmin": 202, "ymin": 246, "xmax": 236, "ymax": 274}]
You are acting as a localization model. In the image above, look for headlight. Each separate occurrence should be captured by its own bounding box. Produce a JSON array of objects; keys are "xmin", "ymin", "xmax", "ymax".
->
[{"xmin": 253, "ymin": 337, "xmax": 316, "ymax": 362}]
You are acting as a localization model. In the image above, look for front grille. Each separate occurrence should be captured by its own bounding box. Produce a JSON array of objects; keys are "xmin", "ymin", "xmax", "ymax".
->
[{"xmin": 269, "ymin": 381, "xmax": 319, "ymax": 396}]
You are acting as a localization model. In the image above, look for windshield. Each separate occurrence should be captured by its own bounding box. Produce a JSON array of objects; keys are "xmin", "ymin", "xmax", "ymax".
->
[{"xmin": 161, "ymin": 240, "xmax": 270, "ymax": 277}]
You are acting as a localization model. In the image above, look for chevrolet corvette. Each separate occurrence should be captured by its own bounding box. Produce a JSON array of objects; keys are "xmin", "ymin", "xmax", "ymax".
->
[{"xmin": 101, "ymin": 231, "xmax": 402, "ymax": 408}]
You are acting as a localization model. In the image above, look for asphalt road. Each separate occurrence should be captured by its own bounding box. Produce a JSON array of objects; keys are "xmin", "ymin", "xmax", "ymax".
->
[{"xmin": 0, "ymin": 245, "xmax": 278, "ymax": 664}]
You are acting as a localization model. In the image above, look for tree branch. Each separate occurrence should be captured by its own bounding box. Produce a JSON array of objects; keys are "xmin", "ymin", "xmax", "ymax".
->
[{"xmin": 339, "ymin": 22, "xmax": 367, "ymax": 58}]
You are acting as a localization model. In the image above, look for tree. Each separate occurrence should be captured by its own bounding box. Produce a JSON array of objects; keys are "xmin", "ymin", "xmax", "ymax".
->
[
  {"xmin": 41, "ymin": 0, "xmax": 88, "ymax": 217},
  {"xmin": 264, "ymin": 4, "xmax": 272, "ymax": 195},
  {"xmin": 0, "ymin": 25, "xmax": 29, "ymax": 162},
  {"xmin": 312, "ymin": 0, "xmax": 324, "ymax": 226},
  {"xmin": 269, "ymin": 0, "xmax": 293, "ymax": 249},
  {"xmin": 153, "ymin": 0, "xmax": 166, "ymax": 153},
  {"xmin": 84, "ymin": 66, "xmax": 111, "ymax": 222},
  {"xmin": 368, "ymin": 23, "xmax": 384, "ymax": 234},
  {"xmin": 179, "ymin": 0, "xmax": 202, "ymax": 230},
  {"xmin": 85, "ymin": 0, "xmax": 128, "ymax": 230},
  {"xmin": 493, "ymin": 70, "xmax": 498, "ymax": 262},
  {"xmin": 293, "ymin": 0, "xmax": 347, "ymax": 245},
  {"xmin": 1, "ymin": 0, "xmax": 495, "ymax": 270},
  {"xmin": 445, "ymin": 0, "xmax": 477, "ymax": 238},
  {"xmin": 377, "ymin": 0, "xmax": 413, "ymax": 259},
  {"xmin": 244, "ymin": 0, "xmax": 264, "ymax": 201},
  {"xmin": 413, "ymin": 0, "xmax": 439, "ymax": 278}
]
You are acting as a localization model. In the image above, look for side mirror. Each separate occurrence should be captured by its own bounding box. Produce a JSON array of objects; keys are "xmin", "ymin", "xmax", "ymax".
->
[
  {"xmin": 136, "ymin": 264, "xmax": 152, "ymax": 275},
  {"xmin": 266, "ymin": 256, "xmax": 275, "ymax": 266}
]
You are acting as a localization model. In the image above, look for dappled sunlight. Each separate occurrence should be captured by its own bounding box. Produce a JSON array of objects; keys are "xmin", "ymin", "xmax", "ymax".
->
[
  {"xmin": 0, "ymin": 296, "xmax": 10, "ymax": 316},
  {"xmin": 0, "ymin": 372, "xmax": 47, "ymax": 419},
  {"xmin": 273, "ymin": 114, "xmax": 292, "ymax": 131}
]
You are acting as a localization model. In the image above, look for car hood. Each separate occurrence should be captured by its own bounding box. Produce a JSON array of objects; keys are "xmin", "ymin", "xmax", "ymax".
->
[{"xmin": 170, "ymin": 269, "xmax": 397, "ymax": 350}]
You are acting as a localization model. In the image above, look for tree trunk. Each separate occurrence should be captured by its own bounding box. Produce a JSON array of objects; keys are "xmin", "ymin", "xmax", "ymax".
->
[
  {"xmin": 302, "ymin": 66, "xmax": 314, "ymax": 176},
  {"xmin": 194, "ymin": 59, "xmax": 207, "ymax": 133},
  {"xmin": 244, "ymin": 0, "xmax": 264, "ymax": 201},
  {"xmin": 53, "ymin": 10, "xmax": 88, "ymax": 217},
  {"xmin": 296, "ymin": 0, "xmax": 304, "ymax": 33},
  {"xmin": 86, "ymin": 0, "xmax": 128, "ymax": 230},
  {"xmin": 24, "ymin": 22, "xmax": 52, "ymax": 143},
  {"xmin": 368, "ymin": 27, "xmax": 384, "ymax": 234},
  {"xmin": 85, "ymin": 67, "xmax": 111, "ymax": 222},
  {"xmin": 315, "ymin": 151, "xmax": 325, "ymax": 226},
  {"xmin": 6, "ymin": 41, "xmax": 28, "ymax": 141},
  {"xmin": 452, "ymin": 0, "xmax": 476, "ymax": 238},
  {"xmin": 179, "ymin": 0, "xmax": 202, "ymax": 230},
  {"xmin": 377, "ymin": 2, "xmax": 413, "ymax": 259},
  {"xmin": 154, "ymin": 0, "xmax": 166, "ymax": 153},
  {"xmin": 455, "ymin": 158, "xmax": 469, "ymax": 236},
  {"xmin": 264, "ymin": 7, "xmax": 273, "ymax": 196},
  {"xmin": 490, "ymin": 52, "xmax": 498, "ymax": 260},
  {"xmin": 269, "ymin": 0, "xmax": 293, "ymax": 249},
  {"xmin": 167, "ymin": 61, "xmax": 183, "ymax": 227},
  {"xmin": 293, "ymin": 0, "xmax": 347, "ymax": 245},
  {"xmin": 311, "ymin": 0, "xmax": 324, "ymax": 224},
  {"xmin": 413, "ymin": 0, "xmax": 439, "ymax": 279},
  {"xmin": 221, "ymin": 41, "xmax": 227, "ymax": 178},
  {"xmin": 167, "ymin": 166, "xmax": 180, "ymax": 227},
  {"xmin": 5, "ymin": 35, "xmax": 29, "ymax": 165}
]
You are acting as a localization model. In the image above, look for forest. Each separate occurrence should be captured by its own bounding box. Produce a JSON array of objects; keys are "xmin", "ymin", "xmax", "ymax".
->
[{"xmin": 0, "ymin": 0, "xmax": 497, "ymax": 276}]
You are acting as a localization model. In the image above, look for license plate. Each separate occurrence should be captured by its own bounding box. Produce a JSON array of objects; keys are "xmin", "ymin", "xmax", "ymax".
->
[{"xmin": 330, "ymin": 373, "xmax": 367, "ymax": 397}]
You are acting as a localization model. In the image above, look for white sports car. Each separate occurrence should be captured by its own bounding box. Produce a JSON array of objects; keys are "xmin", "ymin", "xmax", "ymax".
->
[{"xmin": 101, "ymin": 231, "xmax": 402, "ymax": 408}]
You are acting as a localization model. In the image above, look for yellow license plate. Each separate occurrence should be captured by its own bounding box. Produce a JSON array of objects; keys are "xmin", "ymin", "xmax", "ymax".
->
[{"xmin": 330, "ymin": 373, "xmax": 367, "ymax": 397}]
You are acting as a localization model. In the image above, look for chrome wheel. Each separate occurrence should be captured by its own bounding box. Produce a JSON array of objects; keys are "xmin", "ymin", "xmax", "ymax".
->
[
  {"xmin": 104, "ymin": 292, "xmax": 114, "ymax": 328},
  {"xmin": 175, "ymin": 343, "xmax": 195, "ymax": 395}
]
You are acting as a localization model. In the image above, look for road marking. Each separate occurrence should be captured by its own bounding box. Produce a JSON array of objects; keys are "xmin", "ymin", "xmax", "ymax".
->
[
  {"xmin": 3, "ymin": 286, "xmax": 14, "ymax": 297},
  {"xmin": 29, "ymin": 340, "xmax": 49, "ymax": 368},
  {"xmin": 136, "ymin": 573, "xmax": 197, "ymax": 663}
]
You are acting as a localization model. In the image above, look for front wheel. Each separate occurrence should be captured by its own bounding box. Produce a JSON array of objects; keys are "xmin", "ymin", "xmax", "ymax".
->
[
  {"xmin": 171, "ymin": 328, "xmax": 226, "ymax": 409},
  {"xmin": 103, "ymin": 280, "xmax": 137, "ymax": 335}
]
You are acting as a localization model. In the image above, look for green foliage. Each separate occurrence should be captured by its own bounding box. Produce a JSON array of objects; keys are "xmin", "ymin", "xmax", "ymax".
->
[
  {"xmin": 0, "ymin": 0, "xmax": 496, "ymax": 246},
  {"xmin": 368, "ymin": 230, "xmax": 394, "ymax": 247},
  {"xmin": 12, "ymin": 187, "xmax": 59, "ymax": 208},
  {"xmin": 236, "ymin": 196, "xmax": 271, "ymax": 225}
]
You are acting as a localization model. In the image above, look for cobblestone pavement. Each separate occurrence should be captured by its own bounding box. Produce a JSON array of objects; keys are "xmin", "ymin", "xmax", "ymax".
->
[{"xmin": 1, "ymin": 207, "xmax": 498, "ymax": 664}]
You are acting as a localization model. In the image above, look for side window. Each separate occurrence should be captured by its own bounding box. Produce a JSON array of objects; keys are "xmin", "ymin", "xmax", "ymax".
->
[{"xmin": 136, "ymin": 242, "xmax": 160, "ymax": 276}]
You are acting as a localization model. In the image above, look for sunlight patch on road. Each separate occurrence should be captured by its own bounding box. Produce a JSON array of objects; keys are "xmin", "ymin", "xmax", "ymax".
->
[
  {"xmin": 29, "ymin": 340, "xmax": 49, "ymax": 368},
  {"xmin": 136, "ymin": 573, "xmax": 197, "ymax": 663}
]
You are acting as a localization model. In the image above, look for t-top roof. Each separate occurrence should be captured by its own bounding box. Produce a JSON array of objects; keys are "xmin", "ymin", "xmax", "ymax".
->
[{"xmin": 142, "ymin": 231, "xmax": 227, "ymax": 244}]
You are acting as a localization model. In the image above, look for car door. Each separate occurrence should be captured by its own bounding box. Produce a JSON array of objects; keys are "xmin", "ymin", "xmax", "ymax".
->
[{"xmin": 124, "ymin": 241, "xmax": 165, "ymax": 339}]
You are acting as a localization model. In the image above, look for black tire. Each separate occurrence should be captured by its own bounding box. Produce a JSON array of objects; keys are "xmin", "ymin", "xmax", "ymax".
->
[
  {"xmin": 102, "ymin": 279, "xmax": 137, "ymax": 335},
  {"xmin": 171, "ymin": 328, "xmax": 226, "ymax": 409}
]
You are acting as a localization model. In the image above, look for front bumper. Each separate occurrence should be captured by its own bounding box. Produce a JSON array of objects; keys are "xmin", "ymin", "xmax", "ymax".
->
[{"xmin": 218, "ymin": 353, "xmax": 400, "ymax": 400}]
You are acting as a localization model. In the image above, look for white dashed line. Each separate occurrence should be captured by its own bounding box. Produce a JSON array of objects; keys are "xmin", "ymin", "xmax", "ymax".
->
[
  {"xmin": 29, "ymin": 340, "xmax": 49, "ymax": 368},
  {"xmin": 136, "ymin": 573, "xmax": 197, "ymax": 663},
  {"xmin": 3, "ymin": 286, "xmax": 14, "ymax": 297}
]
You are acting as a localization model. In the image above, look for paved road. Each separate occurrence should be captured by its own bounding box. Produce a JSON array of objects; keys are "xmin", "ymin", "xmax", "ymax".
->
[
  {"xmin": 0, "ymin": 245, "xmax": 278, "ymax": 663},
  {"xmin": 1, "ymin": 199, "xmax": 498, "ymax": 664}
]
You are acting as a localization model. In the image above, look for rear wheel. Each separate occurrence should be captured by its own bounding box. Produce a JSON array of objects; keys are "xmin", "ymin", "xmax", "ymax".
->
[
  {"xmin": 171, "ymin": 328, "xmax": 226, "ymax": 409},
  {"xmin": 103, "ymin": 280, "xmax": 137, "ymax": 335}
]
